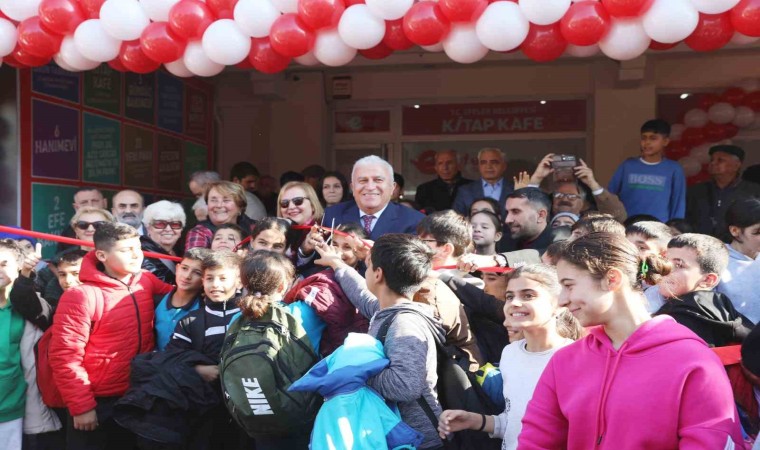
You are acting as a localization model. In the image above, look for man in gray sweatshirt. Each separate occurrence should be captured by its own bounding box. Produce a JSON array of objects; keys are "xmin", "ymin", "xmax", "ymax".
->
[{"xmin": 314, "ymin": 234, "xmax": 447, "ymax": 449}]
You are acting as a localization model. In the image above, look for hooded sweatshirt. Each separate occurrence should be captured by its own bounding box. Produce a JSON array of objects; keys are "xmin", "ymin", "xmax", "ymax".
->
[
  {"xmin": 518, "ymin": 315, "xmax": 744, "ymax": 449},
  {"xmin": 718, "ymin": 245, "xmax": 760, "ymax": 323}
]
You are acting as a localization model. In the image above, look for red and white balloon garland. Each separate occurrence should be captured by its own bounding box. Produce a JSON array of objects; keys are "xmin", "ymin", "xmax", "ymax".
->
[
  {"xmin": 668, "ymin": 79, "xmax": 760, "ymax": 184},
  {"xmin": 0, "ymin": 0, "xmax": 759, "ymax": 75}
]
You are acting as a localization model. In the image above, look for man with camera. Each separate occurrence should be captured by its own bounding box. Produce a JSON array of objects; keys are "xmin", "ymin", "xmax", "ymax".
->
[{"xmin": 527, "ymin": 153, "xmax": 627, "ymax": 223}]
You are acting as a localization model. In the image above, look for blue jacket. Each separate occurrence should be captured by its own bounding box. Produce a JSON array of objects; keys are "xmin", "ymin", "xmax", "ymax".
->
[
  {"xmin": 452, "ymin": 178, "xmax": 514, "ymax": 216},
  {"xmin": 290, "ymin": 333, "xmax": 423, "ymax": 450},
  {"xmin": 323, "ymin": 201, "xmax": 425, "ymax": 240}
]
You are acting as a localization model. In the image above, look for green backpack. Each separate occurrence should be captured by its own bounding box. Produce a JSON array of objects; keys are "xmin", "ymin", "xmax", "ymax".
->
[{"xmin": 220, "ymin": 305, "xmax": 321, "ymax": 437}]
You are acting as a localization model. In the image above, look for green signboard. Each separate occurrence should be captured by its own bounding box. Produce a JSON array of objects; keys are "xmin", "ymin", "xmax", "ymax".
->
[
  {"xmin": 124, "ymin": 125, "xmax": 155, "ymax": 188},
  {"xmin": 31, "ymin": 183, "xmax": 80, "ymax": 259},
  {"xmin": 83, "ymin": 113, "xmax": 121, "ymax": 185},
  {"xmin": 83, "ymin": 65, "xmax": 122, "ymax": 115},
  {"xmin": 183, "ymin": 141, "xmax": 207, "ymax": 189}
]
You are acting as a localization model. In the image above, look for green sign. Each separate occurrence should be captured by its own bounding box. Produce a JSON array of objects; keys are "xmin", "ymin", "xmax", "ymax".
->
[
  {"xmin": 31, "ymin": 183, "xmax": 80, "ymax": 259},
  {"xmin": 83, "ymin": 113, "xmax": 121, "ymax": 185},
  {"xmin": 124, "ymin": 125, "xmax": 155, "ymax": 188},
  {"xmin": 156, "ymin": 134, "xmax": 182, "ymax": 192},
  {"xmin": 83, "ymin": 65, "xmax": 122, "ymax": 115},
  {"xmin": 183, "ymin": 141, "xmax": 207, "ymax": 189}
]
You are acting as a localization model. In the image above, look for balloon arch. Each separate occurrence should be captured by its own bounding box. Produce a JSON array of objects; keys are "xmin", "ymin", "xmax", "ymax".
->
[{"xmin": 0, "ymin": 0, "xmax": 759, "ymax": 75}]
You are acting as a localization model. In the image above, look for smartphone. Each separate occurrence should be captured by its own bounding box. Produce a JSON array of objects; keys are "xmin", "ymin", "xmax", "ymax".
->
[{"xmin": 551, "ymin": 155, "xmax": 577, "ymax": 183}]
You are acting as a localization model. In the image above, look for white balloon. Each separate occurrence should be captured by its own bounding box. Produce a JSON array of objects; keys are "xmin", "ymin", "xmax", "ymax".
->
[
  {"xmin": 566, "ymin": 44, "xmax": 600, "ymax": 57},
  {"xmin": 184, "ymin": 40, "xmax": 225, "ymax": 76},
  {"xmin": 748, "ymin": 116, "xmax": 760, "ymax": 130},
  {"xmin": 338, "ymin": 5, "xmax": 385, "ymax": 50},
  {"xmin": 678, "ymin": 156, "xmax": 702, "ymax": 177},
  {"xmin": 365, "ymin": 0, "xmax": 414, "ymax": 21},
  {"xmin": 475, "ymin": 1, "xmax": 529, "ymax": 52},
  {"xmin": 313, "ymin": 29, "xmax": 356, "ymax": 66},
  {"xmin": 74, "ymin": 20, "xmax": 122, "ymax": 63},
  {"xmin": 139, "ymin": 0, "xmax": 180, "ymax": 21},
  {"xmin": 670, "ymin": 123, "xmax": 686, "ymax": 141},
  {"xmin": 202, "ymin": 19, "xmax": 251, "ymax": 65},
  {"xmin": 421, "ymin": 43, "xmax": 444, "ymax": 52},
  {"xmin": 0, "ymin": 0, "xmax": 42, "ymax": 22},
  {"xmin": 689, "ymin": 144, "xmax": 712, "ymax": 165},
  {"xmin": 642, "ymin": 0, "xmax": 698, "ymax": 44},
  {"xmin": 234, "ymin": 0, "xmax": 280, "ymax": 38},
  {"xmin": 100, "ymin": 0, "xmax": 151, "ymax": 41},
  {"xmin": 271, "ymin": 0, "xmax": 298, "ymax": 14},
  {"xmin": 165, "ymin": 58, "xmax": 194, "ymax": 77},
  {"xmin": 731, "ymin": 32, "xmax": 760, "ymax": 45},
  {"xmin": 58, "ymin": 36, "xmax": 101, "ymax": 70},
  {"xmin": 443, "ymin": 24, "xmax": 488, "ymax": 64},
  {"xmin": 737, "ymin": 78, "xmax": 760, "ymax": 93},
  {"xmin": 688, "ymin": 0, "xmax": 740, "ymax": 14},
  {"xmin": 0, "ymin": 19, "xmax": 18, "ymax": 58},
  {"xmin": 599, "ymin": 18, "xmax": 650, "ymax": 61},
  {"xmin": 53, "ymin": 54, "xmax": 81, "ymax": 72},
  {"xmin": 684, "ymin": 108, "xmax": 709, "ymax": 128},
  {"xmin": 708, "ymin": 102, "xmax": 736, "ymax": 124},
  {"xmin": 294, "ymin": 51, "xmax": 319, "ymax": 66},
  {"xmin": 733, "ymin": 106, "xmax": 756, "ymax": 128},
  {"xmin": 519, "ymin": 0, "xmax": 571, "ymax": 26}
]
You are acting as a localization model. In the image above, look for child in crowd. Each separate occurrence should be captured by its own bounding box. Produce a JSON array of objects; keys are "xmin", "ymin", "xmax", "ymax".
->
[
  {"xmin": 608, "ymin": 119, "xmax": 686, "ymax": 222},
  {"xmin": 469, "ymin": 197, "xmax": 502, "ymax": 219},
  {"xmin": 718, "ymin": 198, "xmax": 760, "ymax": 323},
  {"xmin": 518, "ymin": 232, "xmax": 744, "ymax": 448},
  {"xmin": 625, "ymin": 220, "xmax": 672, "ymax": 258},
  {"xmin": 210, "ymin": 224, "xmax": 248, "ymax": 254},
  {"xmin": 418, "ymin": 210, "xmax": 483, "ymax": 288},
  {"xmin": 438, "ymin": 265, "xmax": 581, "ymax": 450},
  {"xmin": 666, "ymin": 218, "xmax": 694, "ymax": 236},
  {"xmin": 652, "ymin": 233, "xmax": 754, "ymax": 347},
  {"xmin": 248, "ymin": 217, "xmax": 290, "ymax": 254},
  {"xmin": 50, "ymin": 223, "xmax": 172, "ymax": 450},
  {"xmin": 569, "ymin": 213, "xmax": 625, "ymax": 241},
  {"xmin": 471, "ymin": 210, "xmax": 503, "ymax": 256},
  {"xmin": 153, "ymin": 248, "xmax": 209, "ymax": 351},
  {"xmin": 331, "ymin": 223, "xmax": 369, "ymax": 270}
]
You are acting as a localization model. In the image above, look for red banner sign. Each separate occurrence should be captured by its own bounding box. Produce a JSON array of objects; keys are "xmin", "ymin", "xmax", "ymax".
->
[
  {"xmin": 402, "ymin": 100, "xmax": 587, "ymax": 135},
  {"xmin": 334, "ymin": 110, "xmax": 391, "ymax": 133}
]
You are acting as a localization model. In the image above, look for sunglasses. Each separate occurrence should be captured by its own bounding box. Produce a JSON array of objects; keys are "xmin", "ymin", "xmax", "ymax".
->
[
  {"xmin": 152, "ymin": 220, "xmax": 183, "ymax": 230},
  {"xmin": 74, "ymin": 221, "xmax": 107, "ymax": 231},
  {"xmin": 280, "ymin": 197, "xmax": 307, "ymax": 208}
]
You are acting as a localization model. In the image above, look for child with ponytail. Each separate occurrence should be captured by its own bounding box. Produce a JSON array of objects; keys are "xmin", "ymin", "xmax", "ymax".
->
[{"xmin": 518, "ymin": 232, "xmax": 744, "ymax": 449}]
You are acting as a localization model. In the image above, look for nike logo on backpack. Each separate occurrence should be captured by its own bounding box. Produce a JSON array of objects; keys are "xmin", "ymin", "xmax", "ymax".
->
[{"xmin": 242, "ymin": 378, "xmax": 274, "ymax": 415}]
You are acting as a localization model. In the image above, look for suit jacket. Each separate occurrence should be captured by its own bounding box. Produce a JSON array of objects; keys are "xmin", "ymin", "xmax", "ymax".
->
[
  {"xmin": 414, "ymin": 174, "xmax": 473, "ymax": 213},
  {"xmin": 452, "ymin": 178, "xmax": 514, "ymax": 216},
  {"xmin": 323, "ymin": 200, "xmax": 425, "ymax": 240}
]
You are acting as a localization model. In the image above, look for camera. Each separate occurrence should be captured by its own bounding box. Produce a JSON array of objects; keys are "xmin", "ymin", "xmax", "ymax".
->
[{"xmin": 551, "ymin": 155, "xmax": 577, "ymax": 182}]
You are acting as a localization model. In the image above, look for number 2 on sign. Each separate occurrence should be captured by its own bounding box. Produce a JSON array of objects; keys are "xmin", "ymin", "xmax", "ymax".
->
[{"xmin": 53, "ymin": 196, "xmax": 60, "ymax": 211}]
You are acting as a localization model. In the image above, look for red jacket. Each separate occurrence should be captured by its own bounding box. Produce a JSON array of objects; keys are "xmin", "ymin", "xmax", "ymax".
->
[{"xmin": 49, "ymin": 252, "xmax": 172, "ymax": 416}]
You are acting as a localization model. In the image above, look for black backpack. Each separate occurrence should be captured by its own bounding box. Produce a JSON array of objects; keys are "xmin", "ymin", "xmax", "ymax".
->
[{"xmin": 378, "ymin": 309, "xmax": 502, "ymax": 450}]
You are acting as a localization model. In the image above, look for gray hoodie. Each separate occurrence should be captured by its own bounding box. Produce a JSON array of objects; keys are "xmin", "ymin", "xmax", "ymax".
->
[
  {"xmin": 717, "ymin": 244, "xmax": 760, "ymax": 322},
  {"xmin": 333, "ymin": 266, "xmax": 444, "ymax": 449}
]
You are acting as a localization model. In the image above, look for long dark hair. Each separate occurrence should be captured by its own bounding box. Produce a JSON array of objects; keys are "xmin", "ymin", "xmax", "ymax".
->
[
  {"xmin": 724, "ymin": 198, "xmax": 760, "ymax": 242},
  {"xmin": 239, "ymin": 251, "xmax": 295, "ymax": 319},
  {"xmin": 317, "ymin": 171, "xmax": 350, "ymax": 206}
]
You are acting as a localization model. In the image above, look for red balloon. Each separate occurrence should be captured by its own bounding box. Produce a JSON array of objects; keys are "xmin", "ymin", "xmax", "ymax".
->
[
  {"xmin": 269, "ymin": 14, "xmax": 315, "ymax": 58},
  {"xmin": 741, "ymin": 91, "xmax": 760, "ymax": 111},
  {"xmin": 248, "ymin": 37, "xmax": 291, "ymax": 74},
  {"xmin": 39, "ymin": 0, "xmax": 86, "ymax": 35},
  {"xmin": 681, "ymin": 127, "xmax": 706, "ymax": 148},
  {"xmin": 383, "ymin": 19, "xmax": 413, "ymax": 50},
  {"xmin": 723, "ymin": 123, "xmax": 740, "ymax": 138},
  {"xmin": 206, "ymin": 0, "xmax": 239, "ymax": 19},
  {"xmin": 77, "ymin": 0, "xmax": 105, "ymax": 19},
  {"xmin": 731, "ymin": 0, "xmax": 760, "ymax": 37},
  {"xmin": 11, "ymin": 46, "xmax": 52, "ymax": 67},
  {"xmin": 169, "ymin": 0, "xmax": 215, "ymax": 40},
  {"xmin": 703, "ymin": 122, "xmax": 725, "ymax": 142},
  {"xmin": 359, "ymin": 42, "xmax": 393, "ymax": 59},
  {"xmin": 698, "ymin": 93, "xmax": 721, "ymax": 109},
  {"xmin": 720, "ymin": 86, "xmax": 746, "ymax": 106},
  {"xmin": 685, "ymin": 13, "xmax": 733, "ymax": 52},
  {"xmin": 140, "ymin": 22, "xmax": 187, "ymax": 64},
  {"xmin": 601, "ymin": 0, "xmax": 653, "ymax": 17},
  {"xmin": 687, "ymin": 170, "xmax": 711, "ymax": 186},
  {"xmin": 108, "ymin": 58, "xmax": 127, "ymax": 72},
  {"xmin": 665, "ymin": 142, "xmax": 689, "ymax": 160},
  {"xmin": 298, "ymin": 0, "xmax": 345, "ymax": 30},
  {"xmin": 521, "ymin": 23, "xmax": 567, "ymax": 62},
  {"xmin": 235, "ymin": 58, "xmax": 253, "ymax": 69},
  {"xmin": 344, "ymin": 0, "xmax": 364, "ymax": 4},
  {"xmin": 2, "ymin": 51, "xmax": 27, "ymax": 68},
  {"xmin": 438, "ymin": 0, "xmax": 488, "ymax": 22},
  {"xmin": 403, "ymin": 1, "xmax": 451, "ymax": 46},
  {"xmin": 119, "ymin": 40, "xmax": 161, "ymax": 73},
  {"xmin": 17, "ymin": 17, "xmax": 63, "ymax": 58},
  {"xmin": 560, "ymin": 1, "xmax": 611, "ymax": 46},
  {"xmin": 649, "ymin": 40, "xmax": 678, "ymax": 50}
]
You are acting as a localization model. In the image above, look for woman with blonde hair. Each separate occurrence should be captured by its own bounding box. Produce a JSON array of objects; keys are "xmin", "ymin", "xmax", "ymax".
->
[
  {"xmin": 277, "ymin": 181, "xmax": 324, "ymax": 266},
  {"xmin": 185, "ymin": 181, "xmax": 255, "ymax": 250},
  {"xmin": 69, "ymin": 207, "xmax": 116, "ymax": 250}
]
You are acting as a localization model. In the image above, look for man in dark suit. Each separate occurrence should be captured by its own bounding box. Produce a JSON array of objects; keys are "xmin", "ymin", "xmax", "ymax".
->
[
  {"xmin": 500, "ymin": 188, "xmax": 554, "ymax": 254},
  {"xmin": 414, "ymin": 150, "xmax": 472, "ymax": 213},
  {"xmin": 452, "ymin": 148, "xmax": 514, "ymax": 216}
]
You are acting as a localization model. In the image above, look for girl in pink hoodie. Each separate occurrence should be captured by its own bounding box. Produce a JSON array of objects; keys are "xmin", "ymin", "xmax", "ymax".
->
[{"xmin": 518, "ymin": 232, "xmax": 745, "ymax": 450}]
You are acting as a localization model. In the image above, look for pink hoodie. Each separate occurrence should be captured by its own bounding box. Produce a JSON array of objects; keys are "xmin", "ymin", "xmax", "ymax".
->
[{"xmin": 518, "ymin": 315, "xmax": 745, "ymax": 450}]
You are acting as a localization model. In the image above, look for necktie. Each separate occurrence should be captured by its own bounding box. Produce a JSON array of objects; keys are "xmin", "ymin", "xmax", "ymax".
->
[{"xmin": 362, "ymin": 215, "xmax": 375, "ymax": 235}]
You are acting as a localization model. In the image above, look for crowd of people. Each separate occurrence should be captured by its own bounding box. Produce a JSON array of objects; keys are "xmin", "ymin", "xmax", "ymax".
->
[{"xmin": 3, "ymin": 118, "xmax": 760, "ymax": 450}]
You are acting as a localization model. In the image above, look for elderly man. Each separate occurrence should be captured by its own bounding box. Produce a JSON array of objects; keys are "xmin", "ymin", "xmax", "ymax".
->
[
  {"xmin": 415, "ymin": 150, "xmax": 472, "ymax": 213},
  {"xmin": 322, "ymin": 155, "xmax": 424, "ymax": 240},
  {"xmin": 687, "ymin": 145, "xmax": 760, "ymax": 236},
  {"xmin": 452, "ymin": 148, "xmax": 514, "ymax": 216},
  {"xmin": 188, "ymin": 170, "xmax": 221, "ymax": 221},
  {"xmin": 112, "ymin": 190, "xmax": 146, "ymax": 235}
]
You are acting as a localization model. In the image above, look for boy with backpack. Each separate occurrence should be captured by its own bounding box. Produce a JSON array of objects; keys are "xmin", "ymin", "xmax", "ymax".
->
[
  {"xmin": 608, "ymin": 119, "xmax": 686, "ymax": 222},
  {"xmin": 49, "ymin": 223, "xmax": 172, "ymax": 450}
]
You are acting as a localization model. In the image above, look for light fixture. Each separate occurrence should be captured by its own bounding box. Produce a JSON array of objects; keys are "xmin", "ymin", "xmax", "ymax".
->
[
  {"xmin": 414, "ymin": 104, "xmax": 420, "ymax": 109},
  {"xmin": 680, "ymin": 93, "xmax": 690, "ymax": 99},
  {"xmin": 540, "ymin": 100, "xmax": 547, "ymax": 105}
]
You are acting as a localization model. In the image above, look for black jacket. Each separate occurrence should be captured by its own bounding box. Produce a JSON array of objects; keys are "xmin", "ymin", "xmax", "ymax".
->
[
  {"xmin": 9, "ymin": 274, "xmax": 56, "ymax": 331},
  {"xmin": 166, "ymin": 296, "xmax": 242, "ymax": 362},
  {"xmin": 499, "ymin": 223, "xmax": 554, "ymax": 255},
  {"xmin": 654, "ymin": 290, "xmax": 754, "ymax": 347},
  {"xmin": 140, "ymin": 235, "xmax": 177, "ymax": 285},
  {"xmin": 414, "ymin": 174, "xmax": 473, "ymax": 213},
  {"xmin": 686, "ymin": 178, "xmax": 760, "ymax": 236}
]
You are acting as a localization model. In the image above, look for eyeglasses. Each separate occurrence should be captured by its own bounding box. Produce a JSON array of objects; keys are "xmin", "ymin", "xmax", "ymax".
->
[
  {"xmin": 280, "ymin": 197, "xmax": 307, "ymax": 208},
  {"xmin": 553, "ymin": 193, "xmax": 582, "ymax": 200},
  {"xmin": 152, "ymin": 220, "xmax": 183, "ymax": 230},
  {"xmin": 74, "ymin": 221, "xmax": 108, "ymax": 231}
]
